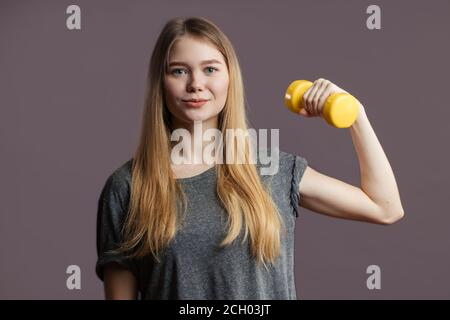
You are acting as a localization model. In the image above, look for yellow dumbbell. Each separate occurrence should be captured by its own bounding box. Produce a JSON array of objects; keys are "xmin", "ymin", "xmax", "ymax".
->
[{"xmin": 284, "ymin": 80, "xmax": 359, "ymax": 128}]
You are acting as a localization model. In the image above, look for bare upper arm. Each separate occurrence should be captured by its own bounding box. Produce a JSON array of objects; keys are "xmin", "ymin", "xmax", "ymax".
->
[
  {"xmin": 103, "ymin": 262, "xmax": 138, "ymax": 300},
  {"xmin": 298, "ymin": 165, "xmax": 400, "ymax": 224}
]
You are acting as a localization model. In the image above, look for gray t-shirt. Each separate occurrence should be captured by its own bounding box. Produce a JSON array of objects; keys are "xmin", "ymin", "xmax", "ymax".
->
[{"xmin": 96, "ymin": 149, "xmax": 308, "ymax": 300}]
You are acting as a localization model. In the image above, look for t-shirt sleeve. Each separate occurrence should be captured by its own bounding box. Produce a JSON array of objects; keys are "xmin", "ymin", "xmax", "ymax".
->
[
  {"xmin": 290, "ymin": 155, "xmax": 308, "ymax": 218},
  {"xmin": 95, "ymin": 170, "xmax": 135, "ymax": 281}
]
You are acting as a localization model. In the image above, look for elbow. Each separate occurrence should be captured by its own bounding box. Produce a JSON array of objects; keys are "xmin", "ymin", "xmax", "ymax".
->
[{"xmin": 379, "ymin": 208, "xmax": 405, "ymax": 225}]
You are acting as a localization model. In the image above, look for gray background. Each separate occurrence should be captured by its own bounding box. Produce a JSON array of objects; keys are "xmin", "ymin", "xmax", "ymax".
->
[{"xmin": 1, "ymin": 0, "xmax": 449, "ymax": 299}]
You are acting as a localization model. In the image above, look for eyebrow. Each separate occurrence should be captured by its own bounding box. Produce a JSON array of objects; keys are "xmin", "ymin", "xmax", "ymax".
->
[{"xmin": 168, "ymin": 59, "xmax": 223, "ymax": 67}]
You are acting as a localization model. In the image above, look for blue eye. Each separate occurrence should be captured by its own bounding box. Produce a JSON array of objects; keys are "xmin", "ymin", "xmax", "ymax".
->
[
  {"xmin": 170, "ymin": 66, "xmax": 218, "ymax": 76},
  {"xmin": 171, "ymin": 68, "xmax": 186, "ymax": 75},
  {"xmin": 205, "ymin": 66, "xmax": 218, "ymax": 74}
]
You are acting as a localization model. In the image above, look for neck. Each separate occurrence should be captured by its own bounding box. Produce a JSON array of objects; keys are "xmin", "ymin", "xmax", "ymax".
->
[{"xmin": 169, "ymin": 116, "xmax": 220, "ymax": 165}]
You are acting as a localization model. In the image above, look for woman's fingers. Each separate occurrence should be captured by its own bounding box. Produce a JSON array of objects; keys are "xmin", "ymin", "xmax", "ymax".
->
[
  {"xmin": 303, "ymin": 82, "xmax": 318, "ymax": 115},
  {"xmin": 299, "ymin": 78, "xmax": 351, "ymax": 119},
  {"xmin": 317, "ymin": 84, "xmax": 334, "ymax": 116},
  {"xmin": 298, "ymin": 108, "xmax": 312, "ymax": 117},
  {"xmin": 304, "ymin": 78, "xmax": 329, "ymax": 116},
  {"xmin": 312, "ymin": 80, "xmax": 331, "ymax": 116}
]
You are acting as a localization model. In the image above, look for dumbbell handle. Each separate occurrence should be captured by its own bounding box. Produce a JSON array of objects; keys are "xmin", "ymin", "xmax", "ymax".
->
[{"xmin": 284, "ymin": 80, "xmax": 359, "ymax": 128}]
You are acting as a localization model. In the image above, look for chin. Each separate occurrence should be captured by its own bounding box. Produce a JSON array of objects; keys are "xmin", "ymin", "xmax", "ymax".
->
[{"xmin": 182, "ymin": 110, "xmax": 218, "ymax": 123}]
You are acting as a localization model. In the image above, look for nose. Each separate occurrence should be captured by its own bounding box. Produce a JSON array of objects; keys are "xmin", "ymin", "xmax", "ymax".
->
[{"xmin": 186, "ymin": 71, "xmax": 205, "ymax": 93}]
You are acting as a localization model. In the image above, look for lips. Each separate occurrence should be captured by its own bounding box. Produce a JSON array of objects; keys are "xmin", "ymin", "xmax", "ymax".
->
[
  {"xmin": 182, "ymin": 99, "xmax": 209, "ymax": 102},
  {"xmin": 182, "ymin": 99, "xmax": 209, "ymax": 108}
]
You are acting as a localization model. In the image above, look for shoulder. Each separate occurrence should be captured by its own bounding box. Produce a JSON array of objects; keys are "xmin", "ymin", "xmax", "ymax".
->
[
  {"xmin": 255, "ymin": 148, "xmax": 308, "ymax": 178},
  {"xmin": 255, "ymin": 148, "xmax": 308, "ymax": 218},
  {"xmin": 99, "ymin": 158, "xmax": 133, "ymax": 204}
]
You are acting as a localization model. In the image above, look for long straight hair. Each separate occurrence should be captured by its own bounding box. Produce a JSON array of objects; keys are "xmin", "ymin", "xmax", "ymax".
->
[{"xmin": 113, "ymin": 17, "xmax": 284, "ymax": 269}]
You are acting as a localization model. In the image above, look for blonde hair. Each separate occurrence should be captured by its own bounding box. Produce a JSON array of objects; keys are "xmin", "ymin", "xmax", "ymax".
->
[{"xmin": 113, "ymin": 17, "xmax": 284, "ymax": 269}]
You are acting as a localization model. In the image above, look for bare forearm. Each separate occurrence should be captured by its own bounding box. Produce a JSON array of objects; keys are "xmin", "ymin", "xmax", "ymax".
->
[
  {"xmin": 349, "ymin": 102, "xmax": 404, "ymax": 217},
  {"xmin": 103, "ymin": 263, "xmax": 138, "ymax": 300}
]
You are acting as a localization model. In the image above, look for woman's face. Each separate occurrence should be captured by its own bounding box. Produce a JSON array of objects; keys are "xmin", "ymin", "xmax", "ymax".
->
[{"xmin": 164, "ymin": 35, "xmax": 229, "ymax": 127}]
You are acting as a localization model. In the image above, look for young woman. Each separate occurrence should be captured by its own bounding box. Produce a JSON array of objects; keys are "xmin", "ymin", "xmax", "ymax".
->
[{"xmin": 96, "ymin": 17, "xmax": 404, "ymax": 300}]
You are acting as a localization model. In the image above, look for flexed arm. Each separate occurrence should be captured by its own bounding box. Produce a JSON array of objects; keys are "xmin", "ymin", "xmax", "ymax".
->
[{"xmin": 297, "ymin": 78, "xmax": 404, "ymax": 224}]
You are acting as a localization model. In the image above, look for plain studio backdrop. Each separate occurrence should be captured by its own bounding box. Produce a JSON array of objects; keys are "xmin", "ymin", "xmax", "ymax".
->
[{"xmin": 0, "ymin": 0, "xmax": 449, "ymax": 299}]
